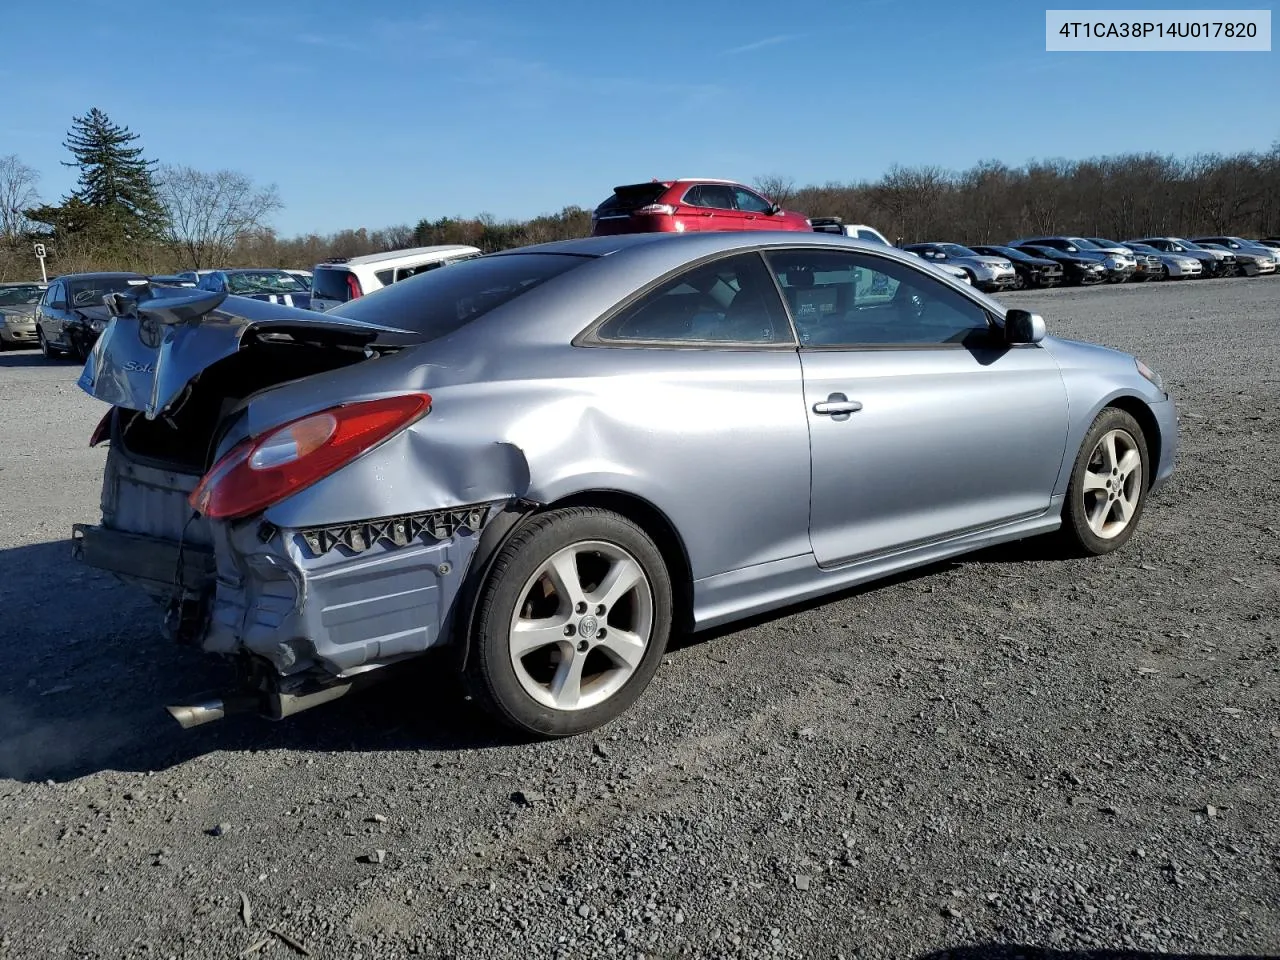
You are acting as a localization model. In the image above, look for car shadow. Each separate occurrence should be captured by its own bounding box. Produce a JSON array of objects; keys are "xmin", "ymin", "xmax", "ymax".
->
[
  {"xmin": 0, "ymin": 350, "xmax": 61, "ymax": 368},
  {"xmin": 675, "ymin": 533, "xmax": 1071, "ymax": 652},
  {"xmin": 1, "ymin": 528, "xmax": 1077, "ymax": 783},
  {"xmin": 0, "ymin": 540, "xmax": 523, "ymax": 783},
  {"xmin": 915, "ymin": 947, "xmax": 1274, "ymax": 960}
]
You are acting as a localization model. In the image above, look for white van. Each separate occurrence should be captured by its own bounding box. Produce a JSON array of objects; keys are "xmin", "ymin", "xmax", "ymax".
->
[{"xmin": 309, "ymin": 245, "xmax": 483, "ymax": 312}]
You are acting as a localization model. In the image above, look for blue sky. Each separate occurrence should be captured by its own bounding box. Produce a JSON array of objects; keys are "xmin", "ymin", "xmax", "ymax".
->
[{"xmin": 2, "ymin": 0, "xmax": 1275, "ymax": 236}]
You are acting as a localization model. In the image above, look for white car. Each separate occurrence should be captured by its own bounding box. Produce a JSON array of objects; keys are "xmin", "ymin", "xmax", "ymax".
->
[{"xmin": 310, "ymin": 245, "xmax": 483, "ymax": 312}]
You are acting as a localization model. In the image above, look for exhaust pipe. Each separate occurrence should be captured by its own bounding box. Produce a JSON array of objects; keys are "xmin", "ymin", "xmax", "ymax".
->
[
  {"xmin": 166, "ymin": 698, "xmax": 228, "ymax": 729},
  {"xmin": 164, "ymin": 679, "xmax": 357, "ymax": 728}
]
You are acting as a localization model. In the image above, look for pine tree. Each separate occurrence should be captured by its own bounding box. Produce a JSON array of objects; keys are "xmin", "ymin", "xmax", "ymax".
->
[{"xmin": 60, "ymin": 108, "xmax": 164, "ymax": 240}]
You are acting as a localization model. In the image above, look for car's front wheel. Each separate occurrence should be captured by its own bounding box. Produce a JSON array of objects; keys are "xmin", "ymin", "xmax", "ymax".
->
[
  {"xmin": 1058, "ymin": 407, "xmax": 1151, "ymax": 556},
  {"xmin": 465, "ymin": 507, "xmax": 673, "ymax": 737},
  {"xmin": 37, "ymin": 327, "xmax": 62, "ymax": 360}
]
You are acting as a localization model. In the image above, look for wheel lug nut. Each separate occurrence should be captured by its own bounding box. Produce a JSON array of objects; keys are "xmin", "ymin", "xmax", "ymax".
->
[
  {"xmin": 597, "ymin": 628, "xmax": 607, "ymax": 639},
  {"xmin": 563, "ymin": 625, "xmax": 575, "ymax": 637},
  {"xmin": 577, "ymin": 639, "xmax": 589, "ymax": 653},
  {"xmin": 575, "ymin": 602, "xmax": 587, "ymax": 614},
  {"xmin": 595, "ymin": 604, "xmax": 606, "ymax": 616}
]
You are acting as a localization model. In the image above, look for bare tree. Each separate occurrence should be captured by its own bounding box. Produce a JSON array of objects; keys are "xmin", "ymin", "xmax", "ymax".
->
[
  {"xmin": 753, "ymin": 174, "xmax": 795, "ymax": 206},
  {"xmin": 0, "ymin": 154, "xmax": 41, "ymax": 241},
  {"xmin": 156, "ymin": 165, "xmax": 283, "ymax": 268}
]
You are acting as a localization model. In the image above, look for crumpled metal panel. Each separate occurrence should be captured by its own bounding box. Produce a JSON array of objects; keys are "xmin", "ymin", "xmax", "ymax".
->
[{"xmin": 298, "ymin": 505, "xmax": 490, "ymax": 558}]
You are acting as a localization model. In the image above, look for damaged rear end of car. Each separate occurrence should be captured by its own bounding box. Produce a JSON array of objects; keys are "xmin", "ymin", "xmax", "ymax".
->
[{"xmin": 70, "ymin": 283, "xmax": 511, "ymax": 727}]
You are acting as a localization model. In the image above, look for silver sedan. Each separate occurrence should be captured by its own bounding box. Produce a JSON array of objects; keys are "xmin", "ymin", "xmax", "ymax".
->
[{"xmin": 72, "ymin": 232, "xmax": 1178, "ymax": 737}]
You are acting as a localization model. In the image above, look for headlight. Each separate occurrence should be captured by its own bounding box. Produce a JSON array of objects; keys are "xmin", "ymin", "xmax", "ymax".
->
[{"xmin": 1135, "ymin": 359, "xmax": 1164, "ymax": 393}]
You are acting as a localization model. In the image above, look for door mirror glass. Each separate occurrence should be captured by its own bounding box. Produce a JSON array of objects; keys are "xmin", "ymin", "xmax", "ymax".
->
[{"xmin": 1005, "ymin": 308, "xmax": 1046, "ymax": 344}]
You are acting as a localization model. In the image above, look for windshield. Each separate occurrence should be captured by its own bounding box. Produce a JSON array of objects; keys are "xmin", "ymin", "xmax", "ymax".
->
[
  {"xmin": 68, "ymin": 276, "xmax": 147, "ymax": 307},
  {"xmin": 937, "ymin": 243, "xmax": 980, "ymax": 258},
  {"xmin": 1169, "ymin": 238, "xmax": 1202, "ymax": 250},
  {"xmin": 329, "ymin": 253, "xmax": 591, "ymax": 340},
  {"xmin": 1125, "ymin": 244, "xmax": 1158, "ymax": 254},
  {"xmin": 226, "ymin": 270, "xmax": 309, "ymax": 295},
  {"xmin": 1069, "ymin": 238, "xmax": 1100, "ymax": 250},
  {"xmin": 0, "ymin": 285, "xmax": 44, "ymax": 306},
  {"xmin": 1090, "ymin": 238, "xmax": 1122, "ymax": 248}
]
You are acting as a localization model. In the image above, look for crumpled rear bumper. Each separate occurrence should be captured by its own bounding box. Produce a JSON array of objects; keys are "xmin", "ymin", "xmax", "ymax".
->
[{"xmin": 72, "ymin": 501, "xmax": 501, "ymax": 679}]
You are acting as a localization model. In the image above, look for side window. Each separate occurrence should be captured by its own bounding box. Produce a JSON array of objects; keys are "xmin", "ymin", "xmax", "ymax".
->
[
  {"xmin": 46, "ymin": 282, "xmax": 64, "ymax": 308},
  {"xmin": 683, "ymin": 184, "xmax": 735, "ymax": 210},
  {"xmin": 682, "ymin": 185, "xmax": 709, "ymax": 208},
  {"xmin": 856, "ymin": 229, "xmax": 885, "ymax": 244},
  {"xmin": 374, "ymin": 269, "xmax": 395, "ymax": 285},
  {"xmin": 397, "ymin": 261, "xmax": 444, "ymax": 282},
  {"xmin": 595, "ymin": 252, "xmax": 791, "ymax": 345},
  {"xmin": 764, "ymin": 249, "xmax": 992, "ymax": 348},
  {"xmin": 733, "ymin": 187, "xmax": 773, "ymax": 214}
]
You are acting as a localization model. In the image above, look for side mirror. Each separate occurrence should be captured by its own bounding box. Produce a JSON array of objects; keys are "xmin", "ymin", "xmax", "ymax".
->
[
  {"xmin": 52, "ymin": 300, "xmax": 66, "ymax": 310},
  {"xmin": 1005, "ymin": 308, "xmax": 1046, "ymax": 345},
  {"xmin": 768, "ymin": 203, "xmax": 781, "ymax": 215}
]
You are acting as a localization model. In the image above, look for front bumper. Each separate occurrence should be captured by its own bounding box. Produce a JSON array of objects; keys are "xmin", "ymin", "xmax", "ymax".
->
[
  {"xmin": 0, "ymin": 322, "xmax": 37, "ymax": 345},
  {"xmin": 1148, "ymin": 396, "xmax": 1178, "ymax": 497}
]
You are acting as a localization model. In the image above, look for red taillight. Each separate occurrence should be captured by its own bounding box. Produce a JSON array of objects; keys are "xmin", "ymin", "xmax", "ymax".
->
[
  {"xmin": 345, "ymin": 273, "xmax": 363, "ymax": 300},
  {"xmin": 189, "ymin": 393, "xmax": 431, "ymax": 520},
  {"xmin": 633, "ymin": 204, "xmax": 676, "ymax": 216},
  {"xmin": 90, "ymin": 409, "xmax": 113, "ymax": 447}
]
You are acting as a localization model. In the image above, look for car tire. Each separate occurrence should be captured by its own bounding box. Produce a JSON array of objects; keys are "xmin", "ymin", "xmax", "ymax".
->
[
  {"xmin": 1056, "ymin": 407, "xmax": 1151, "ymax": 557},
  {"xmin": 37, "ymin": 327, "xmax": 63, "ymax": 360},
  {"xmin": 464, "ymin": 506, "xmax": 673, "ymax": 738}
]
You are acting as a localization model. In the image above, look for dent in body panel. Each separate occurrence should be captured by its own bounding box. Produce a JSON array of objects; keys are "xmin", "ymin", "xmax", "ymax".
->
[
  {"xmin": 257, "ymin": 346, "xmax": 813, "ymax": 583},
  {"xmin": 203, "ymin": 499, "xmax": 504, "ymax": 676}
]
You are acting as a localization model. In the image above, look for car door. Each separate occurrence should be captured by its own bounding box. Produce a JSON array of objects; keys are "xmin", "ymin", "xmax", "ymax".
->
[
  {"xmin": 680, "ymin": 184, "xmax": 743, "ymax": 232},
  {"xmin": 762, "ymin": 247, "xmax": 1070, "ymax": 567},
  {"xmin": 40, "ymin": 281, "xmax": 66, "ymax": 345},
  {"xmin": 731, "ymin": 186, "xmax": 778, "ymax": 230}
]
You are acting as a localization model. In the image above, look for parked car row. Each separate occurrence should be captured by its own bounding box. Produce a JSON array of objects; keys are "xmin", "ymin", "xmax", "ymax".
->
[{"xmin": 585, "ymin": 178, "xmax": 1277, "ymax": 290}]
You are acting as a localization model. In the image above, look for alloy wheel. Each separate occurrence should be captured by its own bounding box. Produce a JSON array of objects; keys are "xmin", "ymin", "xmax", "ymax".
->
[
  {"xmin": 508, "ymin": 540, "xmax": 654, "ymax": 712},
  {"xmin": 1082, "ymin": 428, "xmax": 1143, "ymax": 539}
]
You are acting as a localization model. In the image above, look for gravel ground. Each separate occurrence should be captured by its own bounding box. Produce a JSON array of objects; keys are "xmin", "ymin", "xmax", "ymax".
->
[{"xmin": 0, "ymin": 276, "xmax": 1277, "ymax": 960}]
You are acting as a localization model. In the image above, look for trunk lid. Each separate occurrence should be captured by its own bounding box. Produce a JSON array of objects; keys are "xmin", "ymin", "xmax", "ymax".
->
[{"xmin": 78, "ymin": 284, "xmax": 416, "ymax": 420}]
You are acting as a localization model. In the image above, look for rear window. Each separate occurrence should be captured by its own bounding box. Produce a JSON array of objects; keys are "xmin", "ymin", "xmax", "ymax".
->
[
  {"xmin": 594, "ymin": 184, "xmax": 668, "ymax": 216},
  {"xmin": 312, "ymin": 266, "xmax": 355, "ymax": 302},
  {"xmin": 330, "ymin": 253, "xmax": 591, "ymax": 340}
]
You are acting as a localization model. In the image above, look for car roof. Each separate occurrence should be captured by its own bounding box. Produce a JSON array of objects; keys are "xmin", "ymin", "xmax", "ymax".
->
[
  {"xmin": 316, "ymin": 245, "xmax": 481, "ymax": 268},
  {"xmin": 0, "ymin": 280, "xmax": 47, "ymax": 286},
  {"xmin": 54, "ymin": 271, "xmax": 148, "ymax": 280}
]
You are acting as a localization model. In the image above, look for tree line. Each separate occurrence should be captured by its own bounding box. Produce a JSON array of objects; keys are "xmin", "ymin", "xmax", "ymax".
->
[{"xmin": 1, "ymin": 107, "xmax": 1277, "ymax": 282}]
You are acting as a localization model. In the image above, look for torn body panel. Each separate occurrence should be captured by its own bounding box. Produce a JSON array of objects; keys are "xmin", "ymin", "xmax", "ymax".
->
[
  {"xmin": 74, "ymin": 412, "xmax": 506, "ymax": 694},
  {"xmin": 78, "ymin": 284, "xmax": 413, "ymax": 419}
]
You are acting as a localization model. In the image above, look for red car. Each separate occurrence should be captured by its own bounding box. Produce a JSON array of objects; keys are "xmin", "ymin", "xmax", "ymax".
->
[{"xmin": 590, "ymin": 178, "xmax": 812, "ymax": 236}]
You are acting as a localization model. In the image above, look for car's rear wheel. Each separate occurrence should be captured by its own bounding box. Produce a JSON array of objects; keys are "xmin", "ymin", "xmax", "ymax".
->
[
  {"xmin": 1057, "ymin": 408, "xmax": 1150, "ymax": 556},
  {"xmin": 465, "ymin": 507, "xmax": 673, "ymax": 737},
  {"xmin": 1010, "ymin": 273, "xmax": 1026, "ymax": 290}
]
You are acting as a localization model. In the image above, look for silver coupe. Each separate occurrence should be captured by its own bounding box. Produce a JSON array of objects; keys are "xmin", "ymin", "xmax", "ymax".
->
[{"xmin": 71, "ymin": 231, "xmax": 1178, "ymax": 737}]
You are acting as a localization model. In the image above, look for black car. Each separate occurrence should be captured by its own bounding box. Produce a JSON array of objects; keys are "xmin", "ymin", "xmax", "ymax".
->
[
  {"xmin": 36, "ymin": 272, "xmax": 149, "ymax": 361},
  {"xmin": 1007, "ymin": 244, "xmax": 1108, "ymax": 285},
  {"xmin": 968, "ymin": 245, "xmax": 1064, "ymax": 289}
]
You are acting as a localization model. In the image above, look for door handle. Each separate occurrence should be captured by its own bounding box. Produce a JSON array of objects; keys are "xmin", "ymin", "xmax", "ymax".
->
[{"xmin": 813, "ymin": 398, "xmax": 863, "ymax": 415}]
